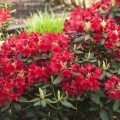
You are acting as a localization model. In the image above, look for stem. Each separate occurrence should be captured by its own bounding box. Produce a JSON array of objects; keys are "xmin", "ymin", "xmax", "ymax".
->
[
  {"xmin": 46, "ymin": 101, "xmax": 58, "ymax": 110},
  {"xmin": 83, "ymin": 0, "xmax": 86, "ymax": 9},
  {"xmin": 74, "ymin": 101, "xmax": 78, "ymax": 120}
]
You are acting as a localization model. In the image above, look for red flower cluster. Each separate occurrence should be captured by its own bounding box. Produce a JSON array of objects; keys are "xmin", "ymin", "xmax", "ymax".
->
[
  {"xmin": 0, "ymin": 8, "xmax": 11, "ymax": 24},
  {"xmin": 63, "ymin": 7, "xmax": 120, "ymax": 58},
  {"xmin": 0, "ymin": 31, "xmax": 73, "ymax": 105},
  {"xmin": 61, "ymin": 63, "xmax": 103, "ymax": 96},
  {"xmin": 63, "ymin": 7, "xmax": 101, "ymax": 32},
  {"xmin": 0, "ymin": 1, "xmax": 120, "ymax": 106},
  {"xmin": 104, "ymin": 75, "xmax": 120, "ymax": 99},
  {"xmin": 91, "ymin": 0, "xmax": 120, "ymax": 23}
]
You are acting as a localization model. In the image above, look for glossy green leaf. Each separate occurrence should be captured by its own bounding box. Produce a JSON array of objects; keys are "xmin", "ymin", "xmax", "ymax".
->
[
  {"xmin": 34, "ymin": 101, "xmax": 41, "ymax": 106},
  {"xmin": 89, "ymin": 106, "xmax": 99, "ymax": 111},
  {"xmin": 41, "ymin": 100, "xmax": 46, "ymax": 107},
  {"xmin": 28, "ymin": 98, "xmax": 40, "ymax": 102},
  {"xmin": 74, "ymin": 36, "xmax": 85, "ymax": 43},
  {"xmin": 19, "ymin": 96, "xmax": 28, "ymax": 102},
  {"xmin": 45, "ymin": 98, "xmax": 57, "ymax": 103},
  {"xmin": 53, "ymin": 75, "xmax": 63, "ymax": 85},
  {"xmin": 13, "ymin": 103, "xmax": 21, "ymax": 112},
  {"xmin": 90, "ymin": 93, "xmax": 100, "ymax": 104},
  {"xmin": 113, "ymin": 99, "xmax": 120, "ymax": 111},
  {"xmin": 85, "ymin": 34, "xmax": 91, "ymax": 41},
  {"xmin": 61, "ymin": 101, "xmax": 76, "ymax": 109},
  {"xmin": 1, "ymin": 103, "xmax": 10, "ymax": 112},
  {"xmin": 118, "ymin": 68, "xmax": 120, "ymax": 75},
  {"xmin": 75, "ymin": 50, "xmax": 83, "ymax": 54},
  {"xmin": 100, "ymin": 109, "xmax": 109, "ymax": 120}
]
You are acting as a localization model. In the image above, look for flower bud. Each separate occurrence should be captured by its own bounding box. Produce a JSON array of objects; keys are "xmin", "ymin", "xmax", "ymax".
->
[
  {"xmin": 73, "ymin": 44, "xmax": 76, "ymax": 52},
  {"xmin": 102, "ymin": 61, "xmax": 107, "ymax": 71},
  {"xmin": 110, "ymin": 0, "xmax": 116, "ymax": 8},
  {"xmin": 101, "ymin": 20, "xmax": 106, "ymax": 30},
  {"xmin": 115, "ymin": 42, "xmax": 120, "ymax": 47},
  {"xmin": 18, "ymin": 69, "xmax": 24, "ymax": 77},
  {"xmin": 102, "ymin": 61, "xmax": 110, "ymax": 71},
  {"xmin": 65, "ymin": 91, "xmax": 68, "ymax": 97},
  {"xmin": 39, "ymin": 88, "xmax": 44, "ymax": 99},
  {"xmin": 84, "ymin": 22, "xmax": 91, "ymax": 32},
  {"xmin": 98, "ymin": 60, "xmax": 101, "ymax": 67},
  {"xmin": 57, "ymin": 90, "xmax": 61, "ymax": 101},
  {"xmin": 48, "ymin": 112, "xmax": 51, "ymax": 117},
  {"xmin": 113, "ymin": 30, "xmax": 119, "ymax": 35},
  {"xmin": 51, "ymin": 75, "xmax": 54, "ymax": 83},
  {"xmin": 116, "ymin": 82, "xmax": 120, "ymax": 90},
  {"xmin": 87, "ymin": 52, "xmax": 91, "ymax": 60}
]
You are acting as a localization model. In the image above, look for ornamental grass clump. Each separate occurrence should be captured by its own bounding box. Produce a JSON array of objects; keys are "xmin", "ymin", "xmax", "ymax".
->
[
  {"xmin": 0, "ymin": 1, "xmax": 120, "ymax": 120},
  {"xmin": 25, "ymin": 11, "xmax": 65, "ymax": 34}
]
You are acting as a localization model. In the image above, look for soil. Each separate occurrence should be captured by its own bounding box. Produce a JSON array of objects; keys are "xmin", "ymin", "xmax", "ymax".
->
[{"xmin": 0, "ymin": 0, "xmax": 74, "ymax": 25}]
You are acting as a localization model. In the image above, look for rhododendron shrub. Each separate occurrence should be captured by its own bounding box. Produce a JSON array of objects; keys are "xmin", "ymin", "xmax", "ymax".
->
[
  {"xmin": 0, "ymin": 5, "xmax": 120, "ymax": 120},
  {"xmin": 63, "ymin": 7, "xmax": 120, "ymax": 119},
  {"xmin": 91, "ymin": 0, "xmax": 120, "ymax": 24}
]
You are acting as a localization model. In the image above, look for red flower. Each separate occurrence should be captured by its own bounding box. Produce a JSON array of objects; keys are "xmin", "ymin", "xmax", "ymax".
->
[
  {"xmin": 104, "ymin": 75, "xmax": 120, "ymax": 99},
  {"xmin": 0, "ymin": 9, "xmax": 11, "ymax": 24}
]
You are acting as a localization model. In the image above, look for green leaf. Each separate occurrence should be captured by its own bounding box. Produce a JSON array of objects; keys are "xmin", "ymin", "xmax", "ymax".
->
[
  {"xmin": 75, "ymin": 50, "xmax": 83, "ymax": 54},
  {"xmin": 115, "ymin": 13, "xmax": 120, "ymax": 17},
  {"xmin": 1, "ymin": 104, "xmax": 10, "ymax": 112},
  {"xmin": 90, "ymin": 93, "xmax": 100, "ymax": 104},
  {"xmin": 61, "ymin": 101, "xmax": 76, "ymax": 109},
  {"xmin": 19, "ymin": 96, "xmax": 28, "ymax": 102},
  {"xmin": 100, "ymin": 109, "xmax": 109, "ymax": 120},
  {"xmin": 110, "ymin": 11, "xmax": 114, "ymax": 18},
  {"xmin": 95, "ymin": 89, "xmax": 105, "ymax": 98},
  {"xmin": 34, "ymin": 101, "xmax": 41, "ymax": 106},
  {"xmin": 10, "ymin": 9, "xmax": 16, "ymax": 13},
  {"xmin": 4, "ymin": 116, "xmax": 10, "ymax": 120},
  {"xmin": 102, "ymin": 32, "xmax": 107, "ymax": 38},
  {"xmin": 13, "ymin": 103, "xmax": 21, "ymax": 112},
  {"xmin": 41, "ymin": 100, "xmax": 46, "ymax": 107},
  {"xmin": 28, "ymin": 98, "xmax": 40, "ymax": 102},
  {"xmin": 26, "ymin": 110, "xmax": 36, "ymax": 118},
  {"xmin": 85, "ymin": 34, "xmax": 91, "ymax": 41},
  {"xmin": 105, "ymin": 72, "xmax": 111, "ymax": 78},
  {"xmin": 113, "ymin": 99, "xmax": 120, "ymax": 111},
  {"xmin": 52, "ymin": 117, "xmax": 60, "ymax": 120},
  {"xmin": 42, "ymin": 83, "xmax": 50, "ymax": 89},
  {"xmin": 100, "ymin": 38, "xmax": 105, "ymax": 45},
  {"xmin": 118, "ymin": 68, "xmax": 120, "ymax": 75},
  {"xmin": 53, "ymin": 75, "xmax": 63, "ymax": 85},
  {"xmin": 74, "ymin": 36, "xmax": 85, "ymax": 43},
  {"xmin": 59, "ymin": 111, "xmax": 68, "ymax": 120},
  {"xmin": 89, "ymin": 59, "xmax": 97, "ymax": 63},
  {"xmin": 100, "ymin": 72, "xmax": 106, "ymax": 80},
  {"xmin": 116, "ymin": 108, "xmax": 120, "ymax": 113},
  {"xmin": 89, "ymin": 106, "xmax": 99, "ymax": 111},
  {"xmin": 45, "ymin": 98, "xmax": 57, "ymax": 103}
]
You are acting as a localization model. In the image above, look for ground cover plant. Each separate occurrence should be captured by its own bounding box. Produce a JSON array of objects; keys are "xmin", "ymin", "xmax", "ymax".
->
[
  {"xmin": 25, "ymin": 10, "xmax": 65, "ymax": 34},
  {"xmin": 0, "ymin": 0, "xmax": 120, "ymax": 120}
]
